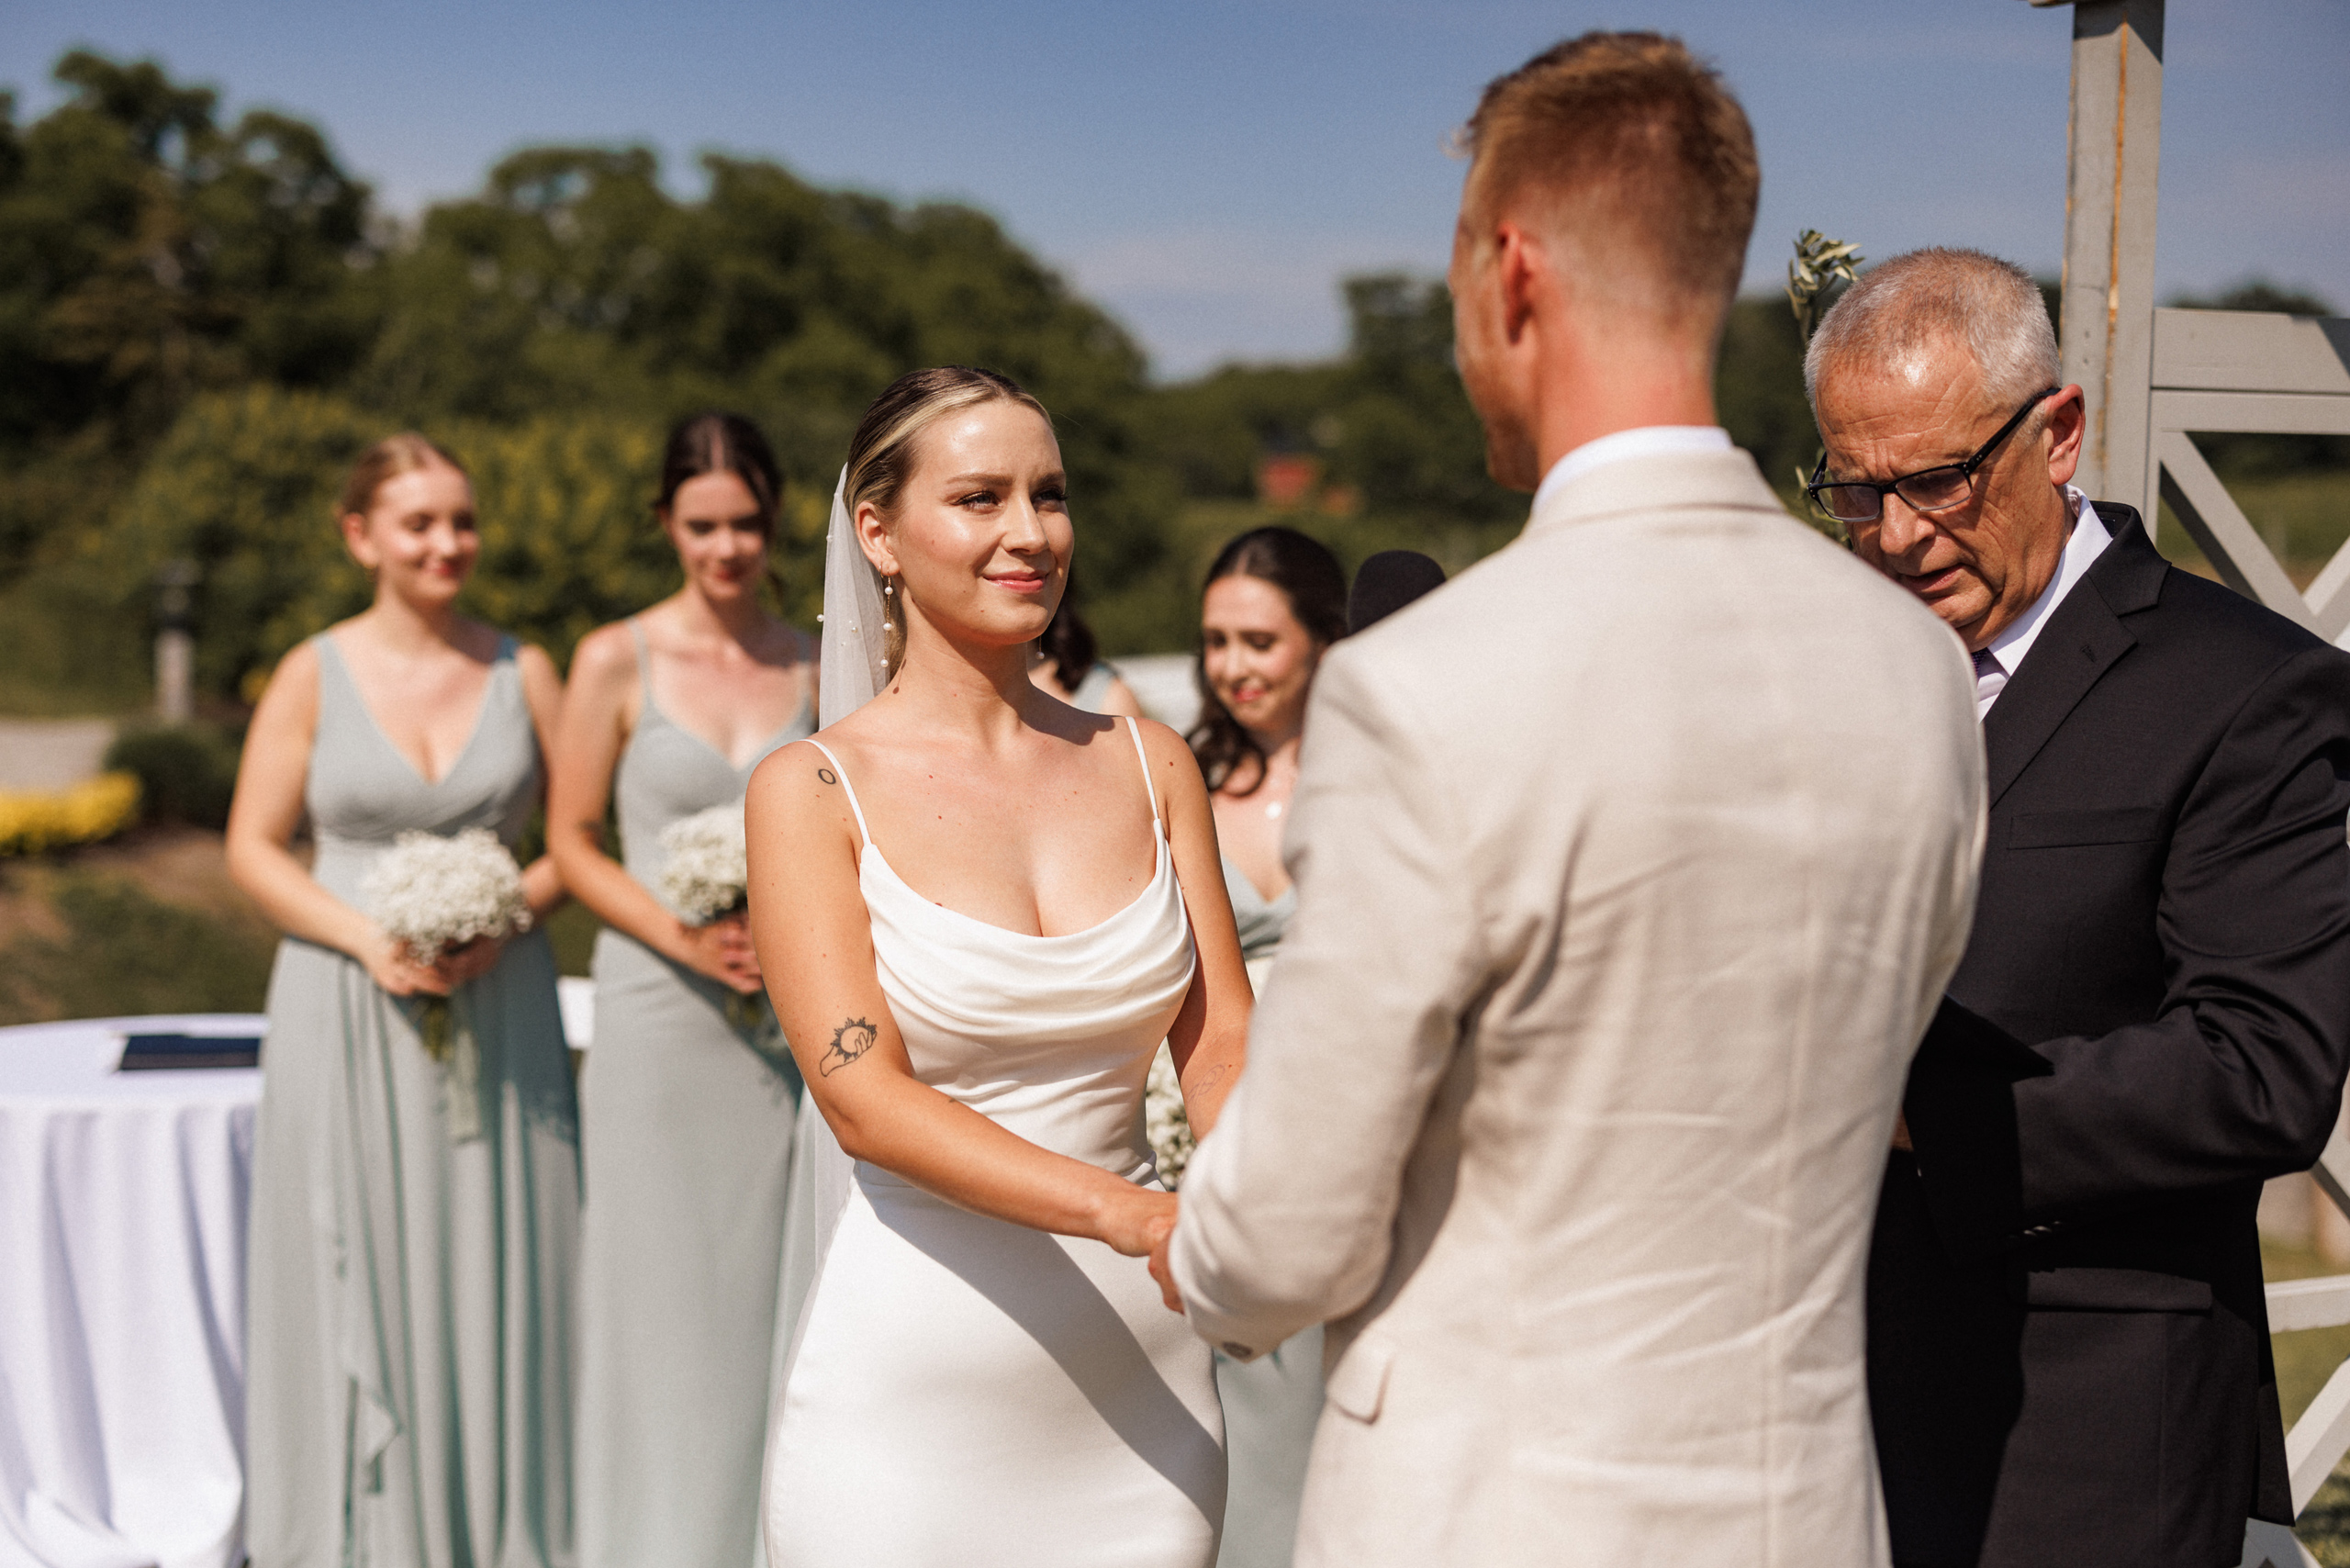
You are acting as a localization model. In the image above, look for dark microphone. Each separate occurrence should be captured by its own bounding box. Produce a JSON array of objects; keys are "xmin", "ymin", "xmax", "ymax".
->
[{"xmin": 1348, "ymin": 550, "xmax": 1448, "ymax": 634}]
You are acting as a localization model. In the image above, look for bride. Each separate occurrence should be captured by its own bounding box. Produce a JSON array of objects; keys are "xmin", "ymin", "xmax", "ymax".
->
[{"xmin": 746, "ymin": 366, "xmax": 1253, "ymax": 1567}]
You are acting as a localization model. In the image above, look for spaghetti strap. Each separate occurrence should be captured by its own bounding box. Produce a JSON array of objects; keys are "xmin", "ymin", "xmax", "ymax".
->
[
  {"xmin": 806, "ymin": 739, "xmax": 872, "ymax": 846},
  {"xmin": 627, "ymin": 619, "xmax": 654, "ymax": 707},
  {"xmin": 1123, "ymin": 716, "xmax": 1159, "ymax": 822}
]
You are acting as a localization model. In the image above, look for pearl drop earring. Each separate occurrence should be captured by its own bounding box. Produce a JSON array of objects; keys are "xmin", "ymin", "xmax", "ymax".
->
[{"xmin": 882, "ymin": 578, "xmax": 894, "ymax": 631}]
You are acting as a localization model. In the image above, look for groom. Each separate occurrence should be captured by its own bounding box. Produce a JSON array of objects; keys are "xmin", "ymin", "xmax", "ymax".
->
[{"xmin": 1157, "ymin": 33, "xmax": 1986, "ymax": 1567}]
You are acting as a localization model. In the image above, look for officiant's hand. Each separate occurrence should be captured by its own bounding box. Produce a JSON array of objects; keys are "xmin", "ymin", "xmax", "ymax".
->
[
  {"xmin": 674, "ymin": 913, "xmax": 765, "ymax": 995},
  {"xmin": 364, "ymin": 932, "xmax": 453, "ymax": 997}
]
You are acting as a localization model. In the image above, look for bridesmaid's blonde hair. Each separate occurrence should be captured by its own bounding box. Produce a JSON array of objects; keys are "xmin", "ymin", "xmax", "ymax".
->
[
  {"xmin": 843, "ymin": 367, "xmax": 1051, "ymax": 678},
  {"xmin": 340, "ymin": 431, "xmax": 467, "ymax": 521}
]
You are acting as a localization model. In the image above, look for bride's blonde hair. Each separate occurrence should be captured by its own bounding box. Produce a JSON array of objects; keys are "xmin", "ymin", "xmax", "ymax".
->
[{"xmin": 844, "ymin": 366, "xmax": 1051, "ymax": 678}]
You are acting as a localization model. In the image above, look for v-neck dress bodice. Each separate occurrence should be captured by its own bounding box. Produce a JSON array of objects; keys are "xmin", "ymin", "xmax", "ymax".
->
[
  {"xmin": 306, "ymin": 632, "xmax": 540, "ymax": 903},
  {"xmin": 610, "ymin": 622, "xmax": 813, "ymax": 889},
  {"xmin": 1221, "ymin": 856, "xmax": 1296, "ymax": 968},
  {"xmin": 764, "ymin": 718, "xmax": 1224, "ymax": 1568},
  {"xmin": 578, "ymin": 620, "xmax": 817, "ymax": 1568}
]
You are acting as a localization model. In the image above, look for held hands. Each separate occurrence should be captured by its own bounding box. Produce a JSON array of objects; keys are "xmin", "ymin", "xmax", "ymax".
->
[
  {"xmin": 675, "ymin": 912, "xmax": 765, "ymax": 995},
  {"xmin": 1096, "ymin": 1184, "xmax": 1186, "ymax": 1315}
]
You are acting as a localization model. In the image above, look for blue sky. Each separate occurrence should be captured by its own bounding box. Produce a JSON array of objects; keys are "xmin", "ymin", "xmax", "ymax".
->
[{"xmin": 4, "ymin": 0, "xmax": 2344, "ymax": 379}]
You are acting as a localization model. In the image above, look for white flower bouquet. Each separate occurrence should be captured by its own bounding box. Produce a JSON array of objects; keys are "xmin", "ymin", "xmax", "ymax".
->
[
  {"xmin": 655, "ymin": 801, "xmax": 776, "ymax": 1040},
  {"xmin": 361, "ymin": 827, "xmax": 532, "ymax": 1073},
  {"xmin": 1145, "ymin": 1045, "xmax": 1195, "ymax": 1187},
  {"xmin": 656, "ymin": 802, "xmax": 749, "ymax": 925}
]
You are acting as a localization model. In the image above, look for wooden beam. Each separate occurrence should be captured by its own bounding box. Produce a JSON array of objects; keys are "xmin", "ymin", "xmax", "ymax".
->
[
  {"xmin": 2056, "ymin": 0, "xmax": 2165, "ymax": 512},
  {"xmin": 2154, "ymin": 308, "xmax": 2350, "ymax": 396}
]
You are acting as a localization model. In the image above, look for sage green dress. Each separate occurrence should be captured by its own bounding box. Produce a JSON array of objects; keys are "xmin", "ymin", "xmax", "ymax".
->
[
  {"xmin": 1215, "ymin": 856, "xmax": 1322, "ymax": 1568},
  {"xmin": 246, "ymin": 632, "xmax": 580, "ymax": 1568},
  {"xmin": 575, "ymin": 623, "xmax": 814, "ymax": 1568}
]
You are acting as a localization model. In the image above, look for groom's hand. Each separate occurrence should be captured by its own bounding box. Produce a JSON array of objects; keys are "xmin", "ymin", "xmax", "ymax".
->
[{"xmin": 1149, "ymin": 1226, "xmax": 1184, "ymax": 1315}]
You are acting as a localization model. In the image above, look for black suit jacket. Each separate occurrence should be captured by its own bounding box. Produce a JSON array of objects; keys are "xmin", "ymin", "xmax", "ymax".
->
[{"xmin": 1869, "ymin": 507, "xmax": 2350, "ymax": 1568}]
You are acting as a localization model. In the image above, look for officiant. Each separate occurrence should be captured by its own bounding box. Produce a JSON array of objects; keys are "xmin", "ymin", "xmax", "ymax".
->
[
  {"xmin": 1807, "ymin": 248, "xmax": 2350, "ymax": 1568},
  {"xmin": 546, "ymin": 411, "xmax": 820, "ymax": 1568}
]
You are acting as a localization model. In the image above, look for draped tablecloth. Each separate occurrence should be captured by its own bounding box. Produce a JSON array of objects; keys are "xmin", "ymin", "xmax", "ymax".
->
[{"xmin": 0, "ymin": 1014, "xmax": 263, "ymax": 1568}]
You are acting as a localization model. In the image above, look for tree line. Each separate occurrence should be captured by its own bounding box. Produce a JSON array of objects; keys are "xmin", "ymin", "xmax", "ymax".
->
[{"xmin": 1, "ymin": 51, "xmax": 2333, "ymax": 712}]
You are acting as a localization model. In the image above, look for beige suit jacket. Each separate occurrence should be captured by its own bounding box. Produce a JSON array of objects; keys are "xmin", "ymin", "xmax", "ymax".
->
[{"xmin": 1171, "ymin": 449, "xmax": 1985, "ymax": 1568}]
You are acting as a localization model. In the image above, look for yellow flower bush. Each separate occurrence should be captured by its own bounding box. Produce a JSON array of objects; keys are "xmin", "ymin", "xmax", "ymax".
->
[{"xmin": 0, "ymin": 772, "xmax": 142, "ymax": 856}]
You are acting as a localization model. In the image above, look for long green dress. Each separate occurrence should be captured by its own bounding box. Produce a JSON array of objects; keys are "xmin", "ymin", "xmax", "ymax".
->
[
  {"xmin": 575, "ymin": 622, "xmax": 814, "ymax": 1568},
  {"xmin": 1214, "ymin": 857, "xmax": 1323, "ymax": 1568},
  {"xmin": 245, "ymin": 632, "xmax": 580, "ymax": 1568}
]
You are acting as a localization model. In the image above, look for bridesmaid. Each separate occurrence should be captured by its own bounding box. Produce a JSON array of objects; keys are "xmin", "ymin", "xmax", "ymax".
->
[
  {"xmin": 229, "ymin": 432, "xmax": 577, "ymax": 1568},
  {"xmin": 1186, "ymin": 525, "xmax": 1348, "ymax": 1568},
  {"xmin": 547, "ymin": 412, "xmax": 817, "ymax": 1568}
]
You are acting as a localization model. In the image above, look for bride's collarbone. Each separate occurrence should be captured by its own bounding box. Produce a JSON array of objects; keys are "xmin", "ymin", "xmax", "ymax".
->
[{"xmin": 847, "ymin": 751, "xmax": 1161, "ymax": 938}]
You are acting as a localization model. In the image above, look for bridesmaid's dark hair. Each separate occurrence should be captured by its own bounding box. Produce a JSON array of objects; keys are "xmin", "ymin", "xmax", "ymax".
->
[
  {"xmin": 1038, "ymin": 588, "xmax": 1102, "ymax": 694},
  {"xmin": 1187, "ymin": 527, "xmax": 1348, "ymax": 796},
  {"xmin": 656, "ymin": 411, "xmax": 782, "ymax": 533}
]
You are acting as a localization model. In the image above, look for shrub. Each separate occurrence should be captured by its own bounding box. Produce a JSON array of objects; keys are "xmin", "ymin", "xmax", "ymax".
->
[
  {"xmin": 103, "ymin": 723, "xmax": 241, "ymax": 829},
  {"xmin": 0, "ymin": 773, "xmax": 141, "ymax": 856}
]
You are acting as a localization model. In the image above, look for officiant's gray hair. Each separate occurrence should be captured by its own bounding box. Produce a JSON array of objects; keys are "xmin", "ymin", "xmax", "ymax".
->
[{"xmin": 1805, "ymin": 249, "xmax": 2061, "ymax": 411}]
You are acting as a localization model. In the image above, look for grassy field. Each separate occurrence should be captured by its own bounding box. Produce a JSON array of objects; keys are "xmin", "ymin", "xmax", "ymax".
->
[{"xmin": 0, "ymin": 828, "xmax": 597, "ymax": 1026}]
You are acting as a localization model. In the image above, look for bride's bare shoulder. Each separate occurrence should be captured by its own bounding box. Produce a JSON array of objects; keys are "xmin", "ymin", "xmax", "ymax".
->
[{"xmin": 747, "ymin": 734, "xmax": 866, "ymax": 843}]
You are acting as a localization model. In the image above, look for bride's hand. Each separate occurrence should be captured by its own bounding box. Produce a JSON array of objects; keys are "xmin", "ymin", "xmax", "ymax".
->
[
  {"xmin": 672, "ymin": 913, "xmax": 765, "ymax": 995},
  {"xmin": 1098, "ymin": 1185, "xmax": 1178, "ymax": 1262},
  {"xmin": 363, "ymin": 932, "xmax": 451, "ymax": 997}
]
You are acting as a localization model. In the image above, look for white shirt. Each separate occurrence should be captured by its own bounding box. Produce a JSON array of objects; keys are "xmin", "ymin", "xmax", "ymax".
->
[
  {"xmin": 1975, "ymin": 487, "xmax": 2110, "ymax": 718},
  {"xmin": 1530, "ymin": 425, "xmax": 1733, "ymax": 520}
]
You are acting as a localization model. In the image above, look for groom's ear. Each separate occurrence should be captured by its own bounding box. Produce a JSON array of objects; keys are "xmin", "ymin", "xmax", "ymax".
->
[{"xmin": 1494, "ymin": 221, "xmax": 1549, "ymax": 348}]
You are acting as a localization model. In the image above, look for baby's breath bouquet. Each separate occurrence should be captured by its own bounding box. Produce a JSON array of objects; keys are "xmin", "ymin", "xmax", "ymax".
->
[
  {"xmin": 362, "ymin": 827, "xmax": 532, "ymax": 1078},
  {"xmin": 656, "ymin": 801, "xmax": 773, "ymax": 1040},
  {"xmin": 1145, "ymin": 1044, "xmax": 1195, "ymax": 1187},
  {"xmin": 655, "ymin": 802, "xmax": 749, "ymax": 924}
]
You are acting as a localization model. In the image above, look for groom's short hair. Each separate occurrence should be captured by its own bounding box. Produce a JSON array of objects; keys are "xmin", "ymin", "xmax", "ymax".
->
[{"xmin": 1460, "ymin": 32, "xmax": 1758, "ymax": 321}]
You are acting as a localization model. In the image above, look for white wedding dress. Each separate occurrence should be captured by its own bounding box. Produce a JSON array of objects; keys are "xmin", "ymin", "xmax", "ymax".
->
[{"xmin": 763, "ymin": 717, "xmax": 1225, "ymax": 1567}]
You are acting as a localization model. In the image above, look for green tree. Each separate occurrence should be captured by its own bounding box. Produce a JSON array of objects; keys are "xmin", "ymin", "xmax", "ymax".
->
[{"xmin": 0, "ymin": 53, "xmax": 375, "ymax": 579}]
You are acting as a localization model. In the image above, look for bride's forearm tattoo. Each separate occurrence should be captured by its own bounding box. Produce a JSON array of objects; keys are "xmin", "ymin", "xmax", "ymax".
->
[{"xmin": 820, "ymin": 1016, "xmax": 878, "ymax": 1076}]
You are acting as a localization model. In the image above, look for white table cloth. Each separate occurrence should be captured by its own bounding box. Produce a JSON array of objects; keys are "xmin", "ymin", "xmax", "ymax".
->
[{"xmin": 0, "ymin": 1014, "xmax": 263, "ymax": 1568}]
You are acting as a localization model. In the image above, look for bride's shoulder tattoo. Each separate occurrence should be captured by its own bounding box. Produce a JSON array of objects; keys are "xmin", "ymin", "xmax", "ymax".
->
[
  {"xmin": 820, "ymin": 1016, "xmax": 878, "ymax": 1076},
  {"xmin": 816, "ymin": 765, "xmax": 837, "ymax": 786}
]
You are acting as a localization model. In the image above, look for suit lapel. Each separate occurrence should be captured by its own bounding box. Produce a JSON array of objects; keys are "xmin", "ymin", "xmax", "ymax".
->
[{"xmin": 1983, "ymin": 509, "xmax": 2165, "ymax": 807}]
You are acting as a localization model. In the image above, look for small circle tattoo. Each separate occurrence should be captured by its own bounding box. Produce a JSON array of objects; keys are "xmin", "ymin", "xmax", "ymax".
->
[{"xmin": 817, "ymin": 767, "xmax": 838, "ymax": 786}]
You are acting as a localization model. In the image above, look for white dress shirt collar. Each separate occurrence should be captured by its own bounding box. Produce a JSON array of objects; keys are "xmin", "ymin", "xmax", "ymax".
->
[
  {"xmin": 1530, "ymin": 426, "xmax": 1733, "ymax": 520},
  {"xmin": 1975, "ymin": 487, "xmax": 2110, "ymax": 716}
]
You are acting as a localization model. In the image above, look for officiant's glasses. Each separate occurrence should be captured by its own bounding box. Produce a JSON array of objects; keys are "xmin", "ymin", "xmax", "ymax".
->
[{"xmin": 1807, "ymin": 387, "xmax": 2061, "ymax": 525}]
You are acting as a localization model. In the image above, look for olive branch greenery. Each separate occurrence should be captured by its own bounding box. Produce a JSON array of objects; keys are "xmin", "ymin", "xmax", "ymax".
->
[
  {"xmin": 1786, "ymin": 230, "xmax": 1864, "ymax": 539},
  {"xmin": 1787, "ymin": 230, "xmax": 1863, "ymax": 349}
]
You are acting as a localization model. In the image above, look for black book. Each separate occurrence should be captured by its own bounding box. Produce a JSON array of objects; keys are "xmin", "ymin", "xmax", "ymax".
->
[{"xmin": 117, "ymin": 1032, "xmax": 263, "ymax": 1071}]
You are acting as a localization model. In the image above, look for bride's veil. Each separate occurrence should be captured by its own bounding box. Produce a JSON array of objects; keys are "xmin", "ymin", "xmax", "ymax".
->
[
  {"xmin": 817, "ymin": 466, "xmax": 891, "ymax": 727},
  {"xmin": 774, "ymin": 470, "xmax": 886, "ymax": 1427}
]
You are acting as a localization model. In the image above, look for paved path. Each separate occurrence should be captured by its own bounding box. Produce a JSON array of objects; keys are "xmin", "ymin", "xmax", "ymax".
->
[{"xmin": 0, "ymin": 719, "xmax": 116, "ymax": 791}]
